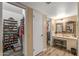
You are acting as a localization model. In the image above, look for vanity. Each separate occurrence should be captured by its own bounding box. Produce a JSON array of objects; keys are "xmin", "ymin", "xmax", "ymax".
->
[{"xmin": 53, "ymin": 36, "xmax": 77, "ymax": 51}]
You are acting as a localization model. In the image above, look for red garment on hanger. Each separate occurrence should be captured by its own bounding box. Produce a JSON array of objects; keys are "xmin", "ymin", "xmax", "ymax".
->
[{"xmin": 19, "ymin": 23, "xmax": 24, "ymax": 39}]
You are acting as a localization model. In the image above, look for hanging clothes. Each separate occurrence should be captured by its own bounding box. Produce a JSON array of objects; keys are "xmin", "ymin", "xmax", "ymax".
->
[
  {"xmin": 19, "ymin": 17, "xmax": 24, "ymax": 51},
  {"xmin": 19, "ymin": 17, "xmax": 24, "ymax": 39}
]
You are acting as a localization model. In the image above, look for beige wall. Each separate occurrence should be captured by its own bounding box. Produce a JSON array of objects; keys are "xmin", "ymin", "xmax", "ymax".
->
[{"xmin": 51, "ymin": 16, "xmax": 77, "ymax": 37}]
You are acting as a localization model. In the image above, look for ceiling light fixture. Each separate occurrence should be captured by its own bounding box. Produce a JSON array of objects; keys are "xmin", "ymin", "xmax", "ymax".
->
[{"xmin": 45, "ymin": 2, "xmax": 51, "ymax": 4}]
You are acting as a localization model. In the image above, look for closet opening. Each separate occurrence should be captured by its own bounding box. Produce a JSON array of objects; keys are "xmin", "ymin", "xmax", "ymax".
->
[{"xmin": 3, "ymin": 2, "xmax": 26, "ymax": 56}]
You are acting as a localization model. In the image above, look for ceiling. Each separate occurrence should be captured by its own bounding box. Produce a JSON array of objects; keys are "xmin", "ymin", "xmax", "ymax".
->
[
  {"xmin": 21, "ymin": 2, "xmax": 77, "ymax": 19},
  {"xmin": 3, "ymin": 2, "xmax": 23, "ymax": 14}
]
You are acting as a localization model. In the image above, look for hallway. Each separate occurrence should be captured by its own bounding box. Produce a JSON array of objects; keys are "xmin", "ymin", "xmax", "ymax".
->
[
  {"xmin": 36, "ymin": 47, "xmax": 74, "ymax": 56},
  {"xmin": 0, "ymin": 2, "xmax": 79, "ymax": 56}
]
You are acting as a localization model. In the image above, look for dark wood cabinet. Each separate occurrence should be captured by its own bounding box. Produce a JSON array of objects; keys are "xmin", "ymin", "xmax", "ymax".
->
[
  {"xmin": 53, "ymin": 39, "xmax": 67, "ymax": 49},
  {"xmin": 66, "ymin": 21, "xmax": 76, "ymax": 34},
  {"xmin": 55, "ymin": 23, "xmax": 63, "ymax": 33}
]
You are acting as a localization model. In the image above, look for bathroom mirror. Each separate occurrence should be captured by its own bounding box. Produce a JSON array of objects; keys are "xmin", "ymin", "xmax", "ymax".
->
[
  {"xmin": 56, "ymin": 23, "xmax": 63, "ymax": 33},
  {"xmin": 66, "ymin": 21, "xmax": 76, "ymax": 33}
]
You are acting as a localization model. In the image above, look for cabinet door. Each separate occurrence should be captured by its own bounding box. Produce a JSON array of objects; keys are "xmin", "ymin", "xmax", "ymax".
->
[{"xmin": 67, "ymin": 39, "xmax": 77, "ymax": 51}]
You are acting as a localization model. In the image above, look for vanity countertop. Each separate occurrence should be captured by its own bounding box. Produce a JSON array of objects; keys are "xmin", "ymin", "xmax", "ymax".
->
[{"xmin": 53, "ymin": 36, "xmax": 77, "ymax": 40}]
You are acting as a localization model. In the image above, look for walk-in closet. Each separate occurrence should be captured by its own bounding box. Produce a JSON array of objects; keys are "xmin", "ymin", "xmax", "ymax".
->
[{"xmin": 3, "ymin": 2, "xmax": 25, "ymax": 56}]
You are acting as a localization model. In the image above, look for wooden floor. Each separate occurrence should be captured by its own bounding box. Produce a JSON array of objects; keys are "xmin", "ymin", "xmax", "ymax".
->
[{"xmin": 36, "ymin": 47, "xmax": 75, "ymax": 56}]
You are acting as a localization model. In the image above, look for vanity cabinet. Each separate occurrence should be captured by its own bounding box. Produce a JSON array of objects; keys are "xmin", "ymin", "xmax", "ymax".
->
[
  {"xmin": 67, "ymin": 39, "xmax": 77, "ymax": 51},
  {"xmin": 53, "ymin": 37, "xmax": 77, "ymax": 51},
  {"xmin": 53, "ymin": 39, "xmax": 66, "ymax": 49}
]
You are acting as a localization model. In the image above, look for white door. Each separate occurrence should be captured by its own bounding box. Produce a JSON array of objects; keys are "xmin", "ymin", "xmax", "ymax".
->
[{"xmin": 33, "ymin": 10, "xmax": 43, "ymax": 55}]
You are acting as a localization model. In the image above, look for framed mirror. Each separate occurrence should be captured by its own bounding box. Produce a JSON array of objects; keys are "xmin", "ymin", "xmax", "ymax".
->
[
  {"xmin": 66, "ymin": 21, "xmax": 76, "ymax": 33},
  {"xmin": 56, "ymin": 23, "xmax": 63, "ymax": 33}
]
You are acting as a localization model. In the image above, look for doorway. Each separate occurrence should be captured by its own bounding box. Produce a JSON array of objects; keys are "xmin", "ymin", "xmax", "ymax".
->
[{"xmin": 3, "ymin": 2, "xmax": 26, "ymax": 56}]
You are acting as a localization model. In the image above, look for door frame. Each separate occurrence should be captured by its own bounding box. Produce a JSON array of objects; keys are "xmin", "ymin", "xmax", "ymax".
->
[
  {"xmin": 77, "ymin": 5, "xmax": 78, "ymax": 56},
  {"xmin": 0, "ymin": 2, "xmax": 3, "ymax": 56}
]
